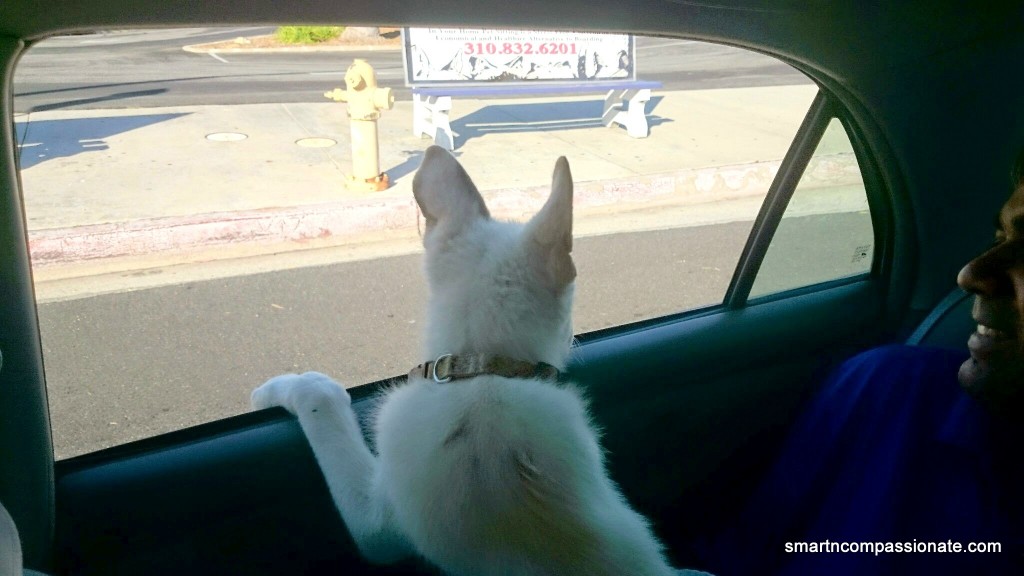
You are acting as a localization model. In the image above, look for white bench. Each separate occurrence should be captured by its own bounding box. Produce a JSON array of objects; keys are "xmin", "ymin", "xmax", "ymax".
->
[{"xmin": 411, "ymin": 80, "xmax": 662, "ymax": 150}]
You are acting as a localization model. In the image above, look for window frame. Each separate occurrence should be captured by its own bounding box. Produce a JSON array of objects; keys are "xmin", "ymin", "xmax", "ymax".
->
[
  {"xmin": 726, "ymin": 90, "xmax": 883, "ymax": 307},
  {"xmin": 577, "ymin": 87, "xmax": 890, "ymax": 345}
]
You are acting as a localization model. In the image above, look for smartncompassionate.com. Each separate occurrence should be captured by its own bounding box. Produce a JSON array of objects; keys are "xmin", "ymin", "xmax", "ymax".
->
[{"xmin": 785, "ymin": 540, "xmax": 1001, "ymax": 555}]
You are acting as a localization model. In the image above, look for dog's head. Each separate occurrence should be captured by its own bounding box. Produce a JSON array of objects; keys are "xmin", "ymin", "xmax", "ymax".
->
[{"xmin": 412, "ymin": 146, "xmax": 575, "ymax": 369}]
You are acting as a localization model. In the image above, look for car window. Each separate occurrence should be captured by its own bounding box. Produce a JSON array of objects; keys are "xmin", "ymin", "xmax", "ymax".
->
[
  {"xmin": 15, "ymin": 27, "xmax": 862, "ymax": 458},
  {"xmin": 749, "ymin": 117, "xmax": 873, "ymax": 299}
]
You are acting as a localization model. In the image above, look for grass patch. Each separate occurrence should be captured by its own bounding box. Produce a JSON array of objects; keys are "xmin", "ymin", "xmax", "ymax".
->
[{"xmin": 275, "ymin": 26, "xmax": 344, "ymax": 44}]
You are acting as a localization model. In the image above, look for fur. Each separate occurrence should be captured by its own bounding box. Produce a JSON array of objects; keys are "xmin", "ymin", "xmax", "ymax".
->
[{"xmin": 252, "ymin": 146, "xmax": 682, "ymax": 576}]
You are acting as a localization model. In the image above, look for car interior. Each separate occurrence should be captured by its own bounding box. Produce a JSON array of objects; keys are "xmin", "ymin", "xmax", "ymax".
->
[{"xmin": 1, "ymin": 1, "xmax": 1021, "ymax": 574}]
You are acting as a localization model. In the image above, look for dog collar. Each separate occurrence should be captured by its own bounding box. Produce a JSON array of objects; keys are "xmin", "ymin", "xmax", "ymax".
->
[{"xmin": 410, "ymin": 353, "xmax": 559, "ymax": 383}]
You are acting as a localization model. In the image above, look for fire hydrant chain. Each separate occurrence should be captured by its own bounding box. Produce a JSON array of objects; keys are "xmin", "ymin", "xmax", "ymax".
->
[{"xmin": 324, "ymin": 59, "xmax": 395, "ymax": 192}]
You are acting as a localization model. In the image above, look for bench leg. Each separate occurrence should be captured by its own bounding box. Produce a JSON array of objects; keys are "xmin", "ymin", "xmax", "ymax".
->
[
  {"xmin": 412, "ymin": 94, "xmax": 430, "ymax": 138},
  {"xmin": 412, "ymin": 95, "xmax": 455, "ymax": 150},
  {"xmin": 602, "ymin": 88, "xmax": 652, "ymax": 138}
]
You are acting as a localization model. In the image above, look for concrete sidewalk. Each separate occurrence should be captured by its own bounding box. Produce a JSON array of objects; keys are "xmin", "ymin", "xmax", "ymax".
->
[{"xmin": 15, "ymin": 83, "xmax": 860, "ymax": 276}]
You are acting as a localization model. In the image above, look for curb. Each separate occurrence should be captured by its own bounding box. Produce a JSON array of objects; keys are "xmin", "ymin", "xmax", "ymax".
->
[{"xmin": 27, "ymin": 155, "xmax": 860, "ymax": 267}]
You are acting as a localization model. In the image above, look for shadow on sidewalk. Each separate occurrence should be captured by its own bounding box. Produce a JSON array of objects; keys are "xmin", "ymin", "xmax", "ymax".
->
[
  {"xmin": 385, "ymin": 149, "xmax": 428, "ymax": 183},
  {"xmin": 448, "ymin": 96, "xmax": 670, "ymax": 150},
  {"xmin": 385, "ymin": 148, "xmax": 471, "ymax": 184},
  {"xmin": 15, "ymin": 112, "xmax": 190, "ymax": 170}
]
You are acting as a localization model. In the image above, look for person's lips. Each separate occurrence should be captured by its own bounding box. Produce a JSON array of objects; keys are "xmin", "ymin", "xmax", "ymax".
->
[
  {"xmin": 967, "ymin": 323, "xmax": 1016, "ymax": 362},
  {"xmin": 961, "ymin": 321, "xmax": 1018, "ymax": 396}
]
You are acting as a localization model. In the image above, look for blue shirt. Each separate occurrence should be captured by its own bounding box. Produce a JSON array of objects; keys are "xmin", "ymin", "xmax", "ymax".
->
[{"xmin": 702, "ymin": 345, "xmax": 1023, "ymax": 575}]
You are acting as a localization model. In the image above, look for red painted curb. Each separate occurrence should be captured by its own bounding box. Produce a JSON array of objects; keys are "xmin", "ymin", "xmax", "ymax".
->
[{"xmin": 29, "ymin": 198, "xmax": 418, "ymax": 266}]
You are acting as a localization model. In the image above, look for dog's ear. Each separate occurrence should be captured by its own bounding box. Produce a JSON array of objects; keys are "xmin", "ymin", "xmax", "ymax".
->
[
  {"xmin": 526, "ymin": 156, "xmax": 575, "ymax": 291},
  {"xmin": 413, "ymin": 146, "xmax": 489, "ymax": 241}
]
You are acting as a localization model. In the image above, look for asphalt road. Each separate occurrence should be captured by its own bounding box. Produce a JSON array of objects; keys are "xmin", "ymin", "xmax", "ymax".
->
[
  {"xmin": 13, "ymin": 28, "xmax": 810, "ymax": 112},
  {"xmin": 39, "ymin": 212, "xmax": 871, "ymax": 459}
]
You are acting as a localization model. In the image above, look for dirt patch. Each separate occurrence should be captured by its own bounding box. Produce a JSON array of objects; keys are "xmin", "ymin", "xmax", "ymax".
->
[{"xmin": 190, "ymin": 28, "xmax": 402, "ymax": 51}]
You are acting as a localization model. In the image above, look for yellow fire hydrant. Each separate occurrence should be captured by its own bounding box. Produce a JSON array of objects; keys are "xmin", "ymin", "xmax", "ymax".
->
[{"xmin": 324, "ymin": 59, "xmax": 395, "ymax": 192}]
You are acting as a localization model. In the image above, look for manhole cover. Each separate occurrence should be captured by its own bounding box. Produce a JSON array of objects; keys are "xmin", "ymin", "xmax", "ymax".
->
[
  {"xmin": 296, "ymin": 137, "xmax": 337, "ymax": 148},
  {"xmin": 206, "ymin": 132, "xmax": 248, "ymax": 142}
]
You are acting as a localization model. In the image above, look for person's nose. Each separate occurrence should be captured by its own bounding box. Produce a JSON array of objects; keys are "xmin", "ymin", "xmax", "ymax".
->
[{"xmin": 958, "ymin": 245, "xmax": 1010, "ymax": 297}]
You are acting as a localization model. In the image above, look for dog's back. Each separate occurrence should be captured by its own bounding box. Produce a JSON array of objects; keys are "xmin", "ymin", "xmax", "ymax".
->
[{"xmin": 377, "ymin": 374, "xmax": 673, "ymax": 576}]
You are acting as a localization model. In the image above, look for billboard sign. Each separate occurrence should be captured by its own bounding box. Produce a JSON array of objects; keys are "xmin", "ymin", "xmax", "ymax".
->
[{"xmin": 403, "ymin": 28, "xmax": 635, "ymax": 85}]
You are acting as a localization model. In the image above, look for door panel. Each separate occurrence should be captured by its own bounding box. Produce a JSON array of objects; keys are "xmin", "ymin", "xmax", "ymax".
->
[
  {"xmin": 572, "ymin": 281, "xmax": 882, "ymax": 562},
  {"xmin": 56, "ymin": 413, "xmax": 435, "ymax": 575},
  {"xmin": 55, "ymin": 281, "xmax": 883, "ymax": 574}
]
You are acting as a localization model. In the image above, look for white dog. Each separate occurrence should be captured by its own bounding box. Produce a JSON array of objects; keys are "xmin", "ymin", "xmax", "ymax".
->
[{"xmin": 253, "ymin": 147, "xmax": 705, "ymax": 576}]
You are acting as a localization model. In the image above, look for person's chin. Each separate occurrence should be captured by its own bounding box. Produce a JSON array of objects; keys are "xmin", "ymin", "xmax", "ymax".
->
[
  {"xmin": 958, "ymin": 355, "xmax": 990, "ymax": 399},
  {"xmin": 959, "ymin": 355, "xmax": 1024, "ymax": 419}
]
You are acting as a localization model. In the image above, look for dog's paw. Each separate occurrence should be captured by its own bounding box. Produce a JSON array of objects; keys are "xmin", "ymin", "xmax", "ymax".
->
[{"xmin": 251, "ymin": 371, "xmax": 350, "ymax": 415}]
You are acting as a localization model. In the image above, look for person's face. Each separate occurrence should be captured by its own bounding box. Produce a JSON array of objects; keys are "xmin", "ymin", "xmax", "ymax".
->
[{"xmin": 957, "ymin": 183, "xmax": 1024, "ymax": 415}]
